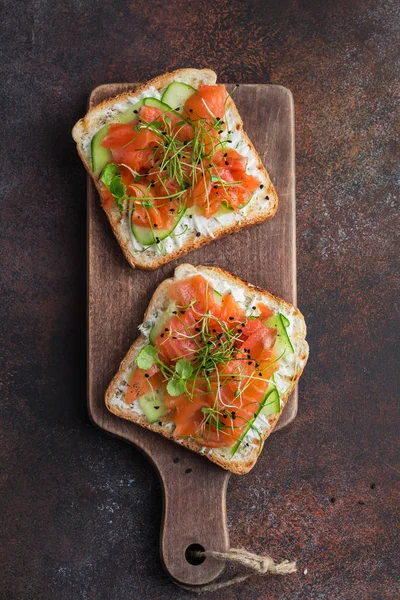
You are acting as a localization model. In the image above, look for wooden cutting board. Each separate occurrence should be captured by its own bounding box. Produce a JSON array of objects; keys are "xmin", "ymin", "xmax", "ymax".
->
[{"xmin": 87, "ymin": 83, "xmax": 296, "ymax": 587}]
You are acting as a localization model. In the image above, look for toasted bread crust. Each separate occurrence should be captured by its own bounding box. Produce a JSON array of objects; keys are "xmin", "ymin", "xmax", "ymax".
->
[
  {"xmin": 105, "ymin": 265, "xmax": 308, "ymax": 474},
  {"xmin": 73, "ymin": 69, "xmax": 278, "ymax": 270}
]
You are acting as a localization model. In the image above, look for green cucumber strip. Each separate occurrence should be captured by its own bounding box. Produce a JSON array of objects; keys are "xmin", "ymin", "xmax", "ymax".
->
[
  {"xmin": 91, "ymin": 128, "xmax": 112, "ymax": 176},
  {"xmin": 215, "ymin": 203, "xmax": 233, "ymax": 217},
  {"xmin": 131, "ymin": 205, "xmax": 186, "ymax": 247},
  {"xmin": 213, "ymin": 290, "xmax": 223, "ymax": 304},
  {"xmin": 265, "ymin": 313, "xmax": 294, "ymax": 354},
  {"xmin": 214, "ymin": 193, "xmax": 254, "ymax": 218},
  {"xmin": 90, "ymin": 99, "xmax": 144, "ymax": 175},
  {"xmin": 231, "ymin": 379, "xmax": 280, "ymax": 457},
  {"xmin": 260, "ymin": 385, "xmax": 280, "ymax": 416},
  {"xmin": 138, "ymin": 389, "xmax": 166, "ymax": 423},
  {"xmin": 149, "ymin": 305, "xmax": 177, "ymax": 345},
  {"xmin": 142, "ymin": 97, "xmax": 180, "ymax": 118},
  {"xmin": 161, "ymin": 82, "xmax": 196, "ymax": 111},
  {"xmin": 132, "ymin": 224, "xmax": 174, "ymax": 246}
]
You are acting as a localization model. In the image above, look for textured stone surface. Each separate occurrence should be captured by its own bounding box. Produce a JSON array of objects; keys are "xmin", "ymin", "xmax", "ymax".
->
[{"xmin": 1, "ymin": 1, "xmax": 399, "ymax": 599}]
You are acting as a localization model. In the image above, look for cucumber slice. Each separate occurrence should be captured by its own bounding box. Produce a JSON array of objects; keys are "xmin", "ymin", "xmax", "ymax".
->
[
  {"xmin": 260, "ymin": 379, "xmax": 280, "ymax": 416},
  {"xmin": 231, "ymin": 378, "xmax": 280, "ymax": 456},
  {"xmin": 149, "ymin": 305, "xmax": 177, "ymax": 345},
  {"xmin": 91, "ymin": 127, "xmax": 112, "ymax": 176},
  {"xmin": 161, "ymin": 82, "xmax": 196, "ymax": 111},
  {"xmin": 265, "ymin": 313, "xmax": 294, "ymax": 354},
  {"xmin": 215, "ymin": 203, "xmax": 233, "ymax": 217},
  {"xmin": 131, "ymin": 206, "xmax": 186, "ymax": 247},
  {"xmin": 138, "ymin": 389, "xmax": 166, "ymax": 423},
  {"xmin": 132, "ymin": 224, "xmax": 174, "ymax": 246},
  {"xmin": 91, "ymin": 99, "xmax": 144, "ymax": 175},
  {"xmin": 142, "ymin": 97, "xmax": 180, "ymax": 117},
  {"xmin": 213, "ymin": 193, "xmax": 254, "ymax": 218},
  {"xmin": 213, "ymin": 289, "xmax": 223, "ymax": 304}
]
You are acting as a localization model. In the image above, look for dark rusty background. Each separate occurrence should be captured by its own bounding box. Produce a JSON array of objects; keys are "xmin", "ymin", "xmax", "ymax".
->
[{"xmin": 1, "ymin": 1, "xmax": 399, "ymax": 599}]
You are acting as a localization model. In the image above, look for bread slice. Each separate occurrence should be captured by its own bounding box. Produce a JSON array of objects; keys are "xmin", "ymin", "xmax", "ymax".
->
[
  {"xmin": 105, "ymin": 264, "xmax": 308, "ymax": 474},
  {"xmin": 72, "ymin": 68, "xmax": 278, "ymax": 270}
]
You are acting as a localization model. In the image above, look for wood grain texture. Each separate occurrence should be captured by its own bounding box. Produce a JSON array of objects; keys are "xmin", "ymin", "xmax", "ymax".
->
[{"xmin": 88, "ymin": 83, "xmax": 296, "ymax": 586}]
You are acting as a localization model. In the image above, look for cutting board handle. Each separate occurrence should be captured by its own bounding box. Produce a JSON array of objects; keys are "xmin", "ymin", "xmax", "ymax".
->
[{"xmin": 154, "ymin": 448, "xmax": 230, "ymax": 586}]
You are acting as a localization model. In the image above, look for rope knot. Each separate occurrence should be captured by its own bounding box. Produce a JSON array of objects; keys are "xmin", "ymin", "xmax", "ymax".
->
[
  {"xmin": 183, "ymin": 548, "xmax": 298, "ymax": 592},
  {"xmin": 259, "ymin": 556, "xmax": 275, "ymax": 573}
]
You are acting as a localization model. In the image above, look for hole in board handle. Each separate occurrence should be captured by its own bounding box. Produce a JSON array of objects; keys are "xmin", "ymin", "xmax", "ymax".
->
[{"xmin": 185, "ymin": 543, "xmax": 206, "ymax": 566}]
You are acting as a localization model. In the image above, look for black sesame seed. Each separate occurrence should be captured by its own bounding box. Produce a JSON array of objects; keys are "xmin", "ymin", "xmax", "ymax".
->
[
  {"xmin": 144, "ymin": 374, "xmax": 149, "ymax": 378},
  {"xmin": 259, "ymin": 184, "xmax": 264, "ymax": 189},
  {"xmin": 158, "ymin": 421, "xmax": 162, "ymax": 426},
  {"xmin": 223, "ymin": 152, "xmax": 228, "ymax": 157},
  {"xmin": 237, "ymin": 328, "xmax": 243, "ymax": 333},
  {"xmin": 172, "ymin": 336, "xmax": 177, "ymax": 340},
  {"xmin": 180, "ymin": 310, "xmax": 185, "ymax": 314},
  {"xmin": 160, "ymin": 333, "xmax": 164, "ymax": 338},
  {"xmin": 165, "ymin": 327, "xmax": 169, "ymax": 332},
  {"xmin": 225, "ymin": 161, "xmax": 229, "ymax": 165},
  {"xmin": 371, "ymin": 483, "xmax": 376, "ymax": 489},
  {"xmin": 153, "ymin": 223, "xmax": 158, "ymax": 227},
  {"xmin": 185, "ymin": 468, "xmax": 192, "ymax": 473},
  {"xmin": 259, "ymin": 372, "xmax": 262, "ymax": 376},
  {"xmin": 358, "ymin": 500, "xmax": 365, "ymax": 505},
  {"xmin": 133, "ymin": 109, "xmax": 138, "ymax": 114},
  {"xmin": 229, "ymin": 316, "xmax": 234, "ymax": 321},
  {"xmin": 265, "ymin": 195, "xmax": 269, "ymax": 200},
  {"xmin": 212, "ymin": 329, "xmax": 216, "ymax": 333},
  {"xmin": 172, "ymin": 311, "xmax": 177, "ymax": 315},
  {"xmin": 195, "ymin": 327, "xmax": 201, "ymax": 332},
  {"xmin": 196, "ymin": 232, "xmax": 201, "ymax": 237},
  {"xmin": 189, "ymin": 214, "xmax": 193, "ymax": 219},
  {"xmin": 156, "ymin": 237, "xmax": 160, "ymax": 243},
  {"xmin": 248, "ymin": 361, "xmax": 252, "ymax": 365},
  {"xmin": 252, "ymin": 306, "xmax": 256, "ymax": 310},
  {"xmin": 213, "ymin": 185, "xmax": 218, "ymax": 189},
  {"xmin": 218, "ymin": 130, "xmax": 223, "ymax": 134},
  {"xmin": 330, "ymin": 497, "xmax": 336, "ymax": 503},
  {"xmin": 189, "ymin": 108, "xmax": 193, "ymax": 113},
  {"xmin": 154, "ymin": 406, "xmax": 159, "ymax": 410}
]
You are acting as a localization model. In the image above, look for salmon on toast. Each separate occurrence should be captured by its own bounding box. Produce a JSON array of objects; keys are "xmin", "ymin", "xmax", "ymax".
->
[
  {"xmin": 106, "ymin": 264, "xmax": 308, "ymax": 474},
  {"xmin": 72, "ymin": 69, "xmax": 278, "ymax": 270}
]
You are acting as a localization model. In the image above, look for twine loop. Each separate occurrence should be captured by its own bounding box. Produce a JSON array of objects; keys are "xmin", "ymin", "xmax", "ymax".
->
[{"xmin": 182, "ymin": 547, "xmax": 297, "ymax": 593}]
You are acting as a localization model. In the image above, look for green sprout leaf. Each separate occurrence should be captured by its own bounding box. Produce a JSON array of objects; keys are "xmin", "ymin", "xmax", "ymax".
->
[
  {"xmin": 110, "ymin": 177, "xmax": 126, "ymax": 199},
  {"xmin": 167, "ymin": 377, "xmax": 186, "ymax": 397},
  {"xmin": 175, "ymin": 358, "xmax": 193, "ymax": 379},
  {"xmin": 142, "ymin": 199, "xmax": 154, "ymax": 208},
  {"xmin": 101, "ymin": 163, "xmax": 119, "ymax": 187},
  {"xmin": 100, "ymin": 163, "xmax": 127, "ymax": 210},
  {"xmin": 136, "ymin": 345, "xmax": 159, "ymax": 370}
]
